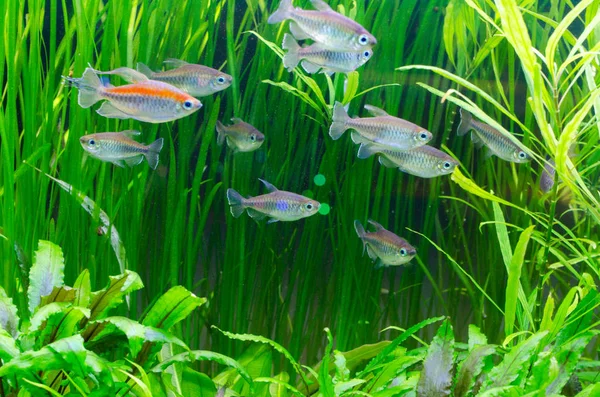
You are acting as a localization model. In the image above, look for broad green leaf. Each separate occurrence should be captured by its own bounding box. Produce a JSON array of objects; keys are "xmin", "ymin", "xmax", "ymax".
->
[
  {"xmin": 333, "ymin": 351, "xmax": 349, "ymax": 382},
  {"xmin": 28, "ymin": 240, "xmax": 65, "ymax": 314},
  {"xmin": 152, "ymin": 350, "xmax": 254, "ymax": 394},
  {"xmin": 334, "ymin": 379, "xmax": 365, "ymax": 395},
  {"xmin": 73, "ymin": 269, "xmax": 91, "ymax": 307},
  {"xmin": 539, "ymin": 294, "xmax": 555, "ymax": 332},
  {"xmin": 526, "ymin": 334, "xmax": 593, "ymax": 393},
  {"xmin": 481, "ymin": 331, "xmax": 547, "ymax": 391},
  {"xmin": 555, "ymin": 289, "xmax": 599, "ymax": 347},
  {"xmin": 85, "ymin": 316, "xmax": 186, "ymax": 358},
  {"xmin": 0, "ymin": 328, "xmax": 19, "ymax": 361},
  {"xmin": 505, "ymin": 225, "xmax": 535, "ymax": 336},
  {"xmin": 213, "ymin": 326, "xmax": 309, "ymax": 386},
  {"xmin": 468, "ymin": 324, "xmax": 487, "ymax": 350},
  {"xmin": 0, "ymin": 287, "xmax": 19, "ymax": 337},
  {"xmin": 477, "ymin": 386, "xmax": 521, "ymax": 397},
  {"xmin": 368, "ymin": 355, "xmax": 421, "ymax": 392},
  {"xmin": 319, "ymin": 328, "xmax": 335, "ymax": 397},
  {"xmin": 359, "ymin": 316, "xmax": 444, "ymax": 376},
  {"xmin": 471, "ymin": 35, "xmax": 504, "ymax": 71},
  {"xmin": 454, "ymin": 345, "xmax": 496, "ymax": 397},
  {"xmin": 0, "ymin": 335, "xmax": 88, "ymax": 379},
  {"xmin": 212, "ymin": 344, "xmax": 270, "ymax": 392},
  {"xmin": 86, "ymin": 270, "xmax": 143, "ymax": 323},
  {"xmin": 142, "ymin": 286, "xmax": 206, "ymax": 330},
  {"xmin": 575, "ymin": 383, "xmax": 600, "ymax": 397},
  {"xmin": 181, "ymin": 368, "xmax": 216, "ymax": 397},
  {"xmin": 40, "ymin": 286, "xmax": 75, "ymax": 306},
  {"xmin": 29, "ymin": 302, "xmax": 69, "ymax": 332},
  {"xmin": 417, "ymin": 319, "xmax": 454, "ymax": 396},
  {"xmin": 545, "ymin": 287, "xmax": 578, "ymax": 344}
]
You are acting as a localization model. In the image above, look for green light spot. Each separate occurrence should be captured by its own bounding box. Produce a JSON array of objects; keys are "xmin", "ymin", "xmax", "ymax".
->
[
  {"xmin": 313, "ymin": 174, "xmax": 326, "ymax": 186},
  {"xmin": 302, "ymin": 190, "xmax": 314, "ymax": 199},
  {"xmin": 319, "ymin": 203, "xmax": 330, "ymax": 215}
]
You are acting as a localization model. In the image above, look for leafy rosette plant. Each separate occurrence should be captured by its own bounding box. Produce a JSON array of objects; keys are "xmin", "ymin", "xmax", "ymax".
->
[{"xmin": 0, "ymin": 240, "xmax": 250, "ymax": 396}]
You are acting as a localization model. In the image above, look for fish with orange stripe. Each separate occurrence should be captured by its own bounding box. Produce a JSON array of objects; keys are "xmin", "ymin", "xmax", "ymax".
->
[{"xmin": 63, "ymin": 67, "xmax": 202, "ymax": 123}]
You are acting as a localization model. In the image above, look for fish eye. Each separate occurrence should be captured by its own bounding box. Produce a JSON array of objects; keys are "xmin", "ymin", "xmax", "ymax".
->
[
  {"xmin": 250, "ymin": 134, "xmax": 256, "ymax": 142},
  {"xmin": 183, "ymin": 100, "xmax": 193, "ymax": 110},
  {"xmin": 217, "ymin": 76, "xmax": 226, "ymax": 84},
  {"xmin": 400, "ymin": 248, "xmax": 407, "ymax": 256},
  {"xmin": 363, "ymin": 50, "xmax": 371, "ymax": 58},
  {"xmin": 443, "ymin": 161, "xmax": 452, "ymax": 170},
  {"xmin": 419, "ymin": 132, "xmax": 428, "ymax": 140},
  {"xmin": 518, "ymin": 151, "xmax": 527, "ymax": 159},
  {"xmin": 89, "ymin": 139, "xmax": 95, "ymax": 145},
  {"xmin": 305, "ymin": 203, "xmax": 314, "ymax": 211},
  {"xmin": 358, "ymin": 34, "xmax": 369, "ymax": 45}
]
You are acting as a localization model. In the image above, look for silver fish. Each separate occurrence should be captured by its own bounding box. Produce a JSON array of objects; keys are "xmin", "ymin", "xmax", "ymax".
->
[
  {"xmin": 137, "ymin": 59, "xmax": 232, "ymax": 97},
  {"xmin": 227, "ymin": 179, "xmax": 320, "ymax": 223},
  {"xmin": 358, "ymin": 143, "xmax": 458, "ymax": 178},
  {"xmin": 457, "ymin": 109, "xmax": 531, "ymax": 163},
  {"xmin": 216, "ymin": 118, "xmax": 265, "ymax": 153},
  {"xmin": 63, "ymin": 67, "xmax": 202, "ymax": 123},
  {"xmin": 79, "ymin": 131, "xmax": 164, "ymax": 169},
  {"xmin": 329, "ymin": 101, "xmax": 433, "ymax": 150},
  {"xmin": 540, "ymin": 158, "xmax": 556, "ymax": 193},
  {"xmin": 268, "ymin": 0, "xmax": 377, "ymax": 51},
  {"xmin": 354, "ymin": 220, "xmax": 416, "ymax": 268},
  {"xmin": 282, "ymin": 34, "xmax": 372, "ymax": 74}
]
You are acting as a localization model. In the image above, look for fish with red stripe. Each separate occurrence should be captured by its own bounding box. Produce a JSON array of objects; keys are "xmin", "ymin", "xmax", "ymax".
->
[{"xmin": 63, "ymin": 67, "xmax": 202, "ymax": 123}]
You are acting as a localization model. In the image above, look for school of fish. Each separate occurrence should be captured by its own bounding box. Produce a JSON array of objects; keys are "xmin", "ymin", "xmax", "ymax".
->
[{"xmin": 62, "ymin": 0, "xmax": 541, "ymax": 270}]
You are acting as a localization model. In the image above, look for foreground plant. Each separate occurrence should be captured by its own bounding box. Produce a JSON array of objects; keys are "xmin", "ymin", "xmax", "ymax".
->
[{"xmin": 0, "ymin": 240, "xmax": 250, "ymax": 396}]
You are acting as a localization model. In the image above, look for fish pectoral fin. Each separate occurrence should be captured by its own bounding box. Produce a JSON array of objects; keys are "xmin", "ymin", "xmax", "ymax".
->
[
  {"xmin": 289, "ymin": 21, "xmax": 310, "ymax": 40},
  {"xmin": 258, "ymin": 178, "xmax": 279, "ymax": 192},
  {"xmin": 111, "ymin": 160, "xmax": 126, "ymax": 168},
  {"xmin": 365, "ymin": 245, "xmax": 378, "ymax": 260},
  {"xmin": 310, "ymin": 0, "xmax": 333, "ymax": 11},
  {"xmin": 351, "ymin": 132, "xmax": 370, "ymax": 145},
  {"xmin": 483, "ymin": 149, "xmax": 494, "ymax": 160},
  {"xmin": 121, "ymin": 130, "xmax": 142, "ymax": 138},
  {"xmin": 267, "ymin": 218, "xmax": 280, "ymax": 224},
  {"xmin": 163, "ymin": 58, "xmax": 189, "ymax": 68},
  {"xmin": 378, "ymin": 156, "xmax": 397, "ymax": 168},
  {"xmin": 124, "ymin": 155, "xmax": 144, "ymax": 167},
  {"xmin": 471, "ymin": 131, "xmax": 484, "ymax": 149},
  {"xmin": 374, "ymin": 259, "xmax": 386, "ymax": 270},
  {"xmin": 246, "ymin": 208, "xmax": 267, "ymax": 220},
  {"xmin": 300, "ymin": 60, "xmax": 321, "ymax": 74},
  {"xmin": 96, "ymin": 102, "xmax": 131, "ymax": 119},
  {"xmin": 364, "ymin": 104, "xmax": 389, "ymax": 117}
]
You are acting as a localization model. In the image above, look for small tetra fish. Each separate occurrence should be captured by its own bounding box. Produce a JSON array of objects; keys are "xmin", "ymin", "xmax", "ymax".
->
[
  {"xmin": 282, "ymin": 34, "xmax": 372, "ymax": 74},
  {"xmin": 457, "ymin": 109, "xmax": 531, "ymax": 163},
  {"xmin": 268, "ymin": 0, "xmax": 377, "ymax": 51},
  {"xmin": 137, "ymin": 59, "xmax": 232, "ymax": 97},
  {"xmin": 358, "ymin": 143, "xmax": 458, "ymax": 178},
  {"xmin": 329, "ymin": 101, "xmax": 432, "ymax": 150},
  {"xmin": 63, "ymin": 67, "xmax": 202, "ymax": 123},
  {"xmin": 216, "ymin": 118, "xmax": 265, "ymax": 153},
  {"xmin": 354, "ymin": 220, "xmax": 416, "ymax": 268},
  {"xmin": 79, "ymin": 131, "xmax": 164, "ymax": 169},
  {"xmin": 227, "ymin": 179, "xmax": 320, "ymax": 223}
]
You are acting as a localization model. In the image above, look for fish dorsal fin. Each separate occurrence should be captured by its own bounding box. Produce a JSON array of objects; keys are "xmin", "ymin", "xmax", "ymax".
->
[
  {"xmin": 93, "ymin": 67, "xmax": 149, "ymax": 83},
  {"xmin": 258, "ymin": 178, "xmax": 279, "ymax": 192},
  {"xmin": 164, "ymin": 58, "xmax": 190, "ymax": 68},
  {"xmin": 311, "ymin": 0, "xmax": 333, "ymax": 11},
  {"xmin": 364, "ymin": 104, "xmax": 390, "ymax": 117},
  {"xmin": 367, "ymin": 219, "xmax": 386, "ymax": 231},
  {"xmin": 121, "ymin": 130, "xmax": 141, "ymax": 138},
  {"xmin": 231, "ymin": 117, "xmax": 244, "ymax": 124}
]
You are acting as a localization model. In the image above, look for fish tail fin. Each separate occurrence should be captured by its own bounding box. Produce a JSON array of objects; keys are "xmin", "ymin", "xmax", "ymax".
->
[
  {"xmin": 356, "ymin": 143, "xmax": 377, "ymax": 159},
  {"xmin": 329, "ymin": 102, "xmax": 350, "ymax": 140},
  {"xmin": 144, "ymin": 138, "xmax": 164, "ymax": 170},
  {"xmin": 63, "ymin": 68, "xmax": 102, "ymax": 108},
  {"xmin": 268, "ymin": 0, "xmax": 293, "ymax": 24},
  {"xmin": 282, "ymin": 33, "xmax": 301, "ymax": 72},
  {"xmin": 136, "ymin": 62, "xmax": 154, "ymax": 78},
  {"xmin": 457, "ymin": 108, "xmax": 472, "ymax": 136},
  {"xmin": 226, "ymin": 188, "xmax": 246, "ymax": 218},
  {"xmin": 216, "ymin": 120, "xmax": 227, "ymax": 146},
  {"xmin": 354, "ymin": 220, "xmax": 367, "ymax": 254}
]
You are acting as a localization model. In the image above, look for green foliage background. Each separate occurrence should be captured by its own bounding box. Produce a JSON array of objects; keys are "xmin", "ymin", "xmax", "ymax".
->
[{"xmin": 1, "ymin": 0, "xmax": 599, "ymax": 385}]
